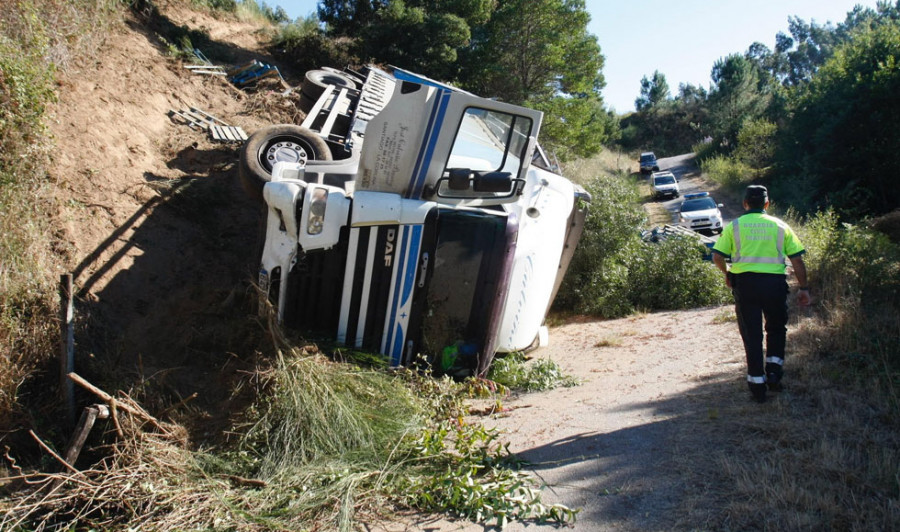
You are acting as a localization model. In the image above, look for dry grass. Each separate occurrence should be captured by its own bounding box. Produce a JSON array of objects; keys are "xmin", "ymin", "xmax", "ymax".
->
[
  {"xmin": 643, "ymin": 200, "xmax": 672, "ymax": 227},
  {"xmin": 711, "ymin": 307, "xmax": 736, "ymax": 324},
  {"xmin": 672, "ymin": 246, "xmax": 900, "ymax": 531},
  {"xmin": 593, "ymin": 336, "xmax": 623, "ymax": 348},
  {"xmin": 561, "ymin": 147, "xmax": 636, "ymax": 185}
]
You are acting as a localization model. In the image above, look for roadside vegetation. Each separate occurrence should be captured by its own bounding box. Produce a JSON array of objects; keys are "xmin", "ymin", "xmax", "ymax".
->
[
  {"xmin": 0, "ymin": 0, "xmax": 124, "ymax": 432},
  {"xmin": 554, "ymin": 152, "xmax": 729, "ymax": 317}
]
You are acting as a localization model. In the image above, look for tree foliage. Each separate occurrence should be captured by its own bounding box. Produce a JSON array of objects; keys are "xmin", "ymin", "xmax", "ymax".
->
[
  {"xmin": 707, "ymin": 54, "xmax": 771, "ymax": 147},
  {"xmin": 309, "ymin": 0, "xmax": 615, "ymax": 159},
  {"xmin": 778, "ymin": 19, "xmax": 900, "ymax": 217},
  {"xmin": 619, "ymin": 80, "xmax": 707, "ymax": 157},
  {"xmin": 634, "ymin": 70, "xmax": 669, "ymax": 111},
  {"xmin": 455, "ymin": 0, "xmax": 613, "ymax": 158}
]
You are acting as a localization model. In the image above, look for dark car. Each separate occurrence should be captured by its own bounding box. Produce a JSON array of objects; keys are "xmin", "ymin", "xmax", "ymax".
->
[{"xmin": 639, "ymin": 152, "xmax": 659, "ymax": 174}]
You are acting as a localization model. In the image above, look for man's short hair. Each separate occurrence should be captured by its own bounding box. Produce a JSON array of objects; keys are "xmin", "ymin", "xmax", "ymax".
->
[{"xmin": 744, "ymin": 185, "xmax": 768, "ymax": 209}]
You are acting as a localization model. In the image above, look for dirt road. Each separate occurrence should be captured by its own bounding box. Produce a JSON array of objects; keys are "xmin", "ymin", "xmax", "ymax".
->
[
  {"xmin": 653, "ymin": 153, "xmax": 743, "ymax": 232},
  {"xmin": 387, "ymin": 305, "xmax": 757, "ymax": 531}
]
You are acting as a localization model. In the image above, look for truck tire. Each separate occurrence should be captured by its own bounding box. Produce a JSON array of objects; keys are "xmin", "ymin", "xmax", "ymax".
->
[
  {"xmin": 239, "ymin": 124, "xmax": 331, "ymax": 203},
  {"xmin": 322, "ymin": 66, "xmax": 365, "ymax": 86},
  {"xmin": 301, "ymin": 69, "xmax": 358, "ymax": 102}
]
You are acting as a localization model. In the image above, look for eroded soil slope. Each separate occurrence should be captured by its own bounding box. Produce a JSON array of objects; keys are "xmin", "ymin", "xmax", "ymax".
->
[{"xmin": 47, "ymin": 4, "xmax": 298, "ymax": 429}]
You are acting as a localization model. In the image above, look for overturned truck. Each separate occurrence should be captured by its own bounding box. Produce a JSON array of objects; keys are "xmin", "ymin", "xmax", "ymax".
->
[{"xmin": 239, "ymin": 66, "xmax": 588, "ymax": 376}]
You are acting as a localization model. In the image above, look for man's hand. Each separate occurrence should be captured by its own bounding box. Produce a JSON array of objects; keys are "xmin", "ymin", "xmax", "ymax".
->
[
  {"xmin": 797, "ymin": 289, "xmax": 811, "ymax": 306},
  {"xmin": 712, "ymin": 253, "xmax": 731, "ymax": 288}
]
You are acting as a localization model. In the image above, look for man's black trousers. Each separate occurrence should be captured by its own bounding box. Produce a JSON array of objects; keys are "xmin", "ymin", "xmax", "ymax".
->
[{"xmin": 732, "ymin": 272, "xmax": 789, "ymax": 380}]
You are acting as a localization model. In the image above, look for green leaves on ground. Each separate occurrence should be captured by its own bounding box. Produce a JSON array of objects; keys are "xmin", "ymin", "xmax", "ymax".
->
[{"xmin": 488, "ymin": 352, "xmax": 578, "ymax": 392}]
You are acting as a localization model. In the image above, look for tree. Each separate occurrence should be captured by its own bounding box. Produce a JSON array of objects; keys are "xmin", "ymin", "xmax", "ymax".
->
[
  {"xmin": 458, "ymin": 0, "xmax": 613, "ymax": 158},
  {"xmin": 707, "ymin": 54, "xmax": 770, "ymax": 147},
  {"xmin": 318, "ymin": 0, "xmax": 387, "ymax": 35},
  {"xmin": 779, "ymin": 20, "xmax": 900, "ymax": 217},
  {"xmin": 634, "ymin": 70, "xmax": 669, "ymax": 111},
  {"xmin": 675, "ymin": 82, "xmax": 707, "ymax": 104},
  {"xmin": 316, "ymin": 0, "xmax": 492, "ymax": 78}
]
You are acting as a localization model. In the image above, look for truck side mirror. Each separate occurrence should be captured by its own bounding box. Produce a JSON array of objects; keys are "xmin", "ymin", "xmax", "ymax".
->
[
  {"xmin": 473, "ymin": 171, "xmax": 513, "ymax": 193},
  {"xmin": 448, "ymin": 168, "xmax": 472, "ymax": 190}
]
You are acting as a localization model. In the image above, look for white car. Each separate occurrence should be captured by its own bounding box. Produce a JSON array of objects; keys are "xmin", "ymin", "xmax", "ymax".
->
[
  {"xmin": 650, "ymin": 171, "xmax": 679, "ymax": 200},
  {"xmin": 679, "ymin": 192, "xmax": 724, "ymax": 234}
]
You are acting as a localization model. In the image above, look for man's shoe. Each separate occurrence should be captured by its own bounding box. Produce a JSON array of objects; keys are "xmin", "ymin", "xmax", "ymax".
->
[
  {"xmin": 766, "ymin": 371, "xmax": 783, "ymax": 392},
  {"xmin": 749, "ymin": 383, "xmax": 767, "ymax": 403}
]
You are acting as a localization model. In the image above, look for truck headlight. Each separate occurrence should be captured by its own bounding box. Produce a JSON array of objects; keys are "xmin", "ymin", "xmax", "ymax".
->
[{"xmin": 307, "ymin": 187, "xmax": 328, "ymax": 235}]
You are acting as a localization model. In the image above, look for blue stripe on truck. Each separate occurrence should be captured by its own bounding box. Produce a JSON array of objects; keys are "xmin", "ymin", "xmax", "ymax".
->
[
  {"xmin": 385, "ymin": 225, "xmax": 423, "ymax": 366},
  {"xmin": 407, "ymin": 90, "xmax": 451, "ymax": 200}
]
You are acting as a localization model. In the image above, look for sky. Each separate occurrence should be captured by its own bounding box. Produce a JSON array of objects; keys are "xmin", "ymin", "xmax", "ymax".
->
[{"xmin": 272, "ymin": 0, "xmax": 881, "ymax": 113}]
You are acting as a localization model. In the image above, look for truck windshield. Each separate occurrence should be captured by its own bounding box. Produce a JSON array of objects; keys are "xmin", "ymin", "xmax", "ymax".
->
[{"xmin": 447, "ymin": 108, "xmax": 531, "ymax": 177}]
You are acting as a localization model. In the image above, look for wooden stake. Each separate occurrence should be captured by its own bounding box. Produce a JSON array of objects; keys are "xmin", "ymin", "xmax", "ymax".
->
[
  {"xmin": 59, "ymin": 274, "xmax": 75, "ymax": 426},
  {"xmin": 63, "ymin": 404, "xmax": 109, "ymax": 466}
]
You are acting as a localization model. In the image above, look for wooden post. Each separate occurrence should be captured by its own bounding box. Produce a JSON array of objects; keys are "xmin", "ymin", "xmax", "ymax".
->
[
  {"xmin": 59, "ymin": 274, "xmax": 75, "ymax": 426},
  {"xmin": 63, "ymin": 404, "xmax": 109, "ymax": 466}
]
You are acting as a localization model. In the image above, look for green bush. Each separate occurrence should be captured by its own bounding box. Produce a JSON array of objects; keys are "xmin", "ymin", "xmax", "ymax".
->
[
  {"xmin": 691, "ymin": 138, "xmax": 721, "ymax": 164},
  {"xmin": 555, "ymin": 172, "xmax": 730, "ymax": 317},
  {"xmin": 271, "ymin": 30, "xmax": 359, "ymax": 75},
  {"xmin": 553, "ymin": 173, "xmax": 643, "ymax": 316},
  {"xmin": 796, "ymin": 210, "xmax": 900, "ymax": 396},
  {"xmin": 701, "ymin": 154, "xmax": 753, "ymax": 191},
  {"xmin": 627, "ymin": 237, "xmax": 730, "ymax": 311}
]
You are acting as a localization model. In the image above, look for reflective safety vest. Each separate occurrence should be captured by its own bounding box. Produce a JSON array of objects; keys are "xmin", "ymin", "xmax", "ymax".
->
[{"xmin": 712, "ymin": 211, "xmax": 805, "ymax": 274}]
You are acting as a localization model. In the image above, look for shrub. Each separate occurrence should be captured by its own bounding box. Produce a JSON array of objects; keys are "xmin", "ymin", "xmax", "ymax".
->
[
  {"xmin": 734, "ymin": 118, "xmax": 776, "ymax": 171},
  {"xmin": 553, "ymin": 173, "xmax": 643, "ymax": 317},
  {"xmin": 555, "ymin": 170, "xmax": 730, "ymax": 317},
  {"xmin": 691, "ymin": 138, "xmax": 721, "ymax": 164},
  {"xmin": 191, "ymin": 0, "xmax": 237, "ymax": 12},
  {"xmin": 271, "ymin": 31, "xmax": 360, "ymax": 75},
  {"xmin": 627, "ymin": 237, "xmax": 730, "ymax": 311},
  {"xmin": 701, "ymin": 154, "xmax": 752, "ymax": 191},
  {"xmin": 795, "ymin": 210, "xmax": 900, "ymax": 409},
  {"xmin": 488, "ymin": 352, "xmax": 577, "ymax": 392}
]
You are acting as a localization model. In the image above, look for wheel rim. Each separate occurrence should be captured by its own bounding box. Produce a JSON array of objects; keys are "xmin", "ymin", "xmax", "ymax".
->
[{"xmin": 260, "ymin": 137, "xmax": 311, "ymax": 171}]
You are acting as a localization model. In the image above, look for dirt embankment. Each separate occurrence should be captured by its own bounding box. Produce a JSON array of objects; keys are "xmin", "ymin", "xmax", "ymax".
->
[{"xmin": 47, "ymin": 4, "xmax": 297, "ymax": 429}]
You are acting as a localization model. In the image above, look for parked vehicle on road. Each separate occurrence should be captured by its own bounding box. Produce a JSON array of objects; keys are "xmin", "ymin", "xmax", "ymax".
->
[
  {"xmin": 650, "ymin": 171, "xmax": 679, "ymax": 200},
  {"xmin": 239, "ymin": 66, "xmax": 589, "ymax": 377},
  {"xmin": 639, "ymin": 151, "xmax": 659, "ymax": 174},
  {"xmin": 679, "ymin": 192, "xmax": 724, "ymax": 234}
]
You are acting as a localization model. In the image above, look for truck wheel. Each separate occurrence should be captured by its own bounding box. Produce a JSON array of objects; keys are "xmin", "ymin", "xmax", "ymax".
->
[
  {"xmin": 322, "ymin": 66, "xmax": 365, "ymax": 86},
  {"xmin": 239, "ymin": 124, "xmax": 331, "ymax": 203},
  {"xmin": 301, "ymin": 69, "xmax": 358, "ymax": 102}
]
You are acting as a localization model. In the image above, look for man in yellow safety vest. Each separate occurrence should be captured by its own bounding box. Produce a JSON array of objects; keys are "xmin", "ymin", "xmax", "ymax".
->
[{"xmin": 712, "ymin": 185, "xmax": 811, "ymax": 403}]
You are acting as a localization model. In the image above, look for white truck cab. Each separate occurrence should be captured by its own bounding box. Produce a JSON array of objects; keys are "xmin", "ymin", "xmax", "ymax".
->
[{"xmin": 241, "ymin": 66, "xmax": 588, "ymax": 376}]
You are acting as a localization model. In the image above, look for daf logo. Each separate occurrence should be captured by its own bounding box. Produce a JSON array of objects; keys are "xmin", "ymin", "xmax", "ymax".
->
[{"xmin": 384, "ymin": 228, "xmax": 396, "ymax": 267}]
